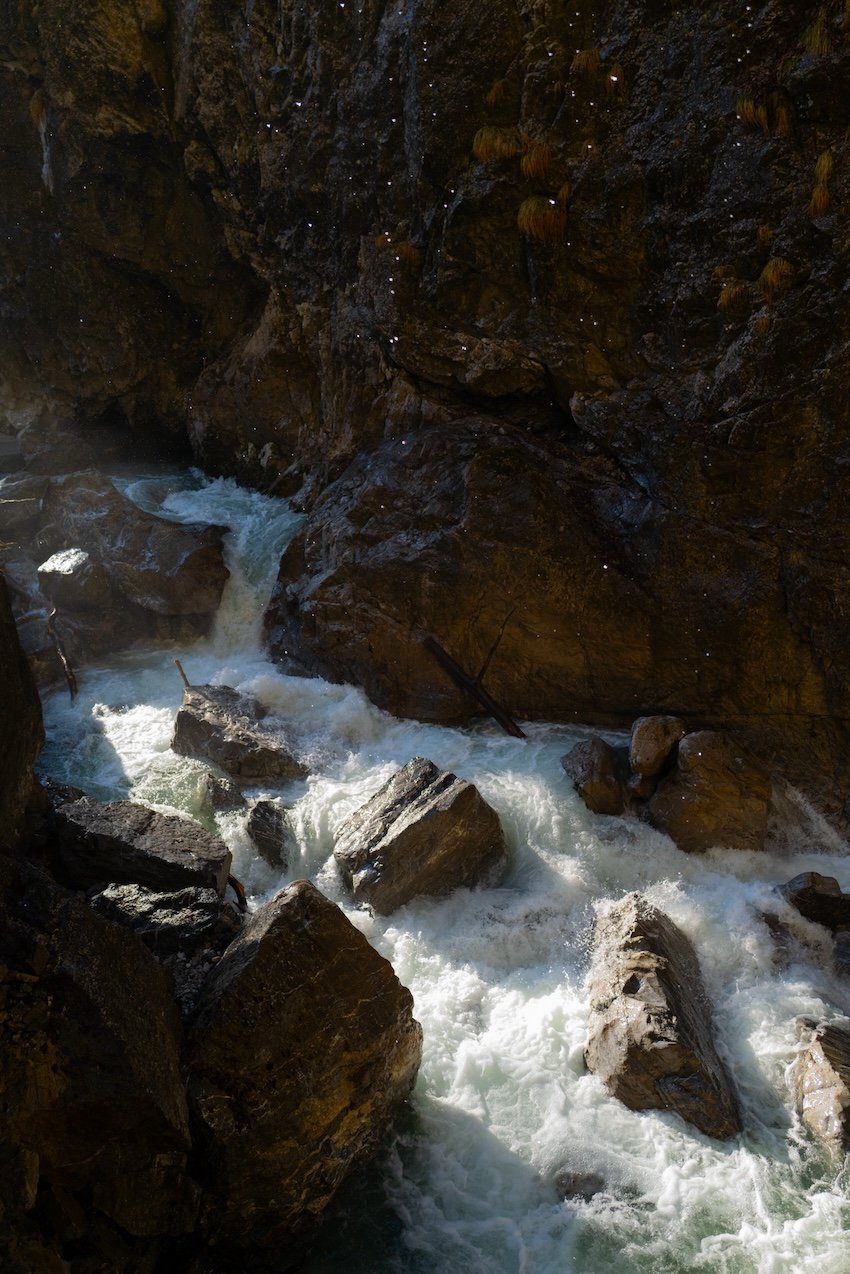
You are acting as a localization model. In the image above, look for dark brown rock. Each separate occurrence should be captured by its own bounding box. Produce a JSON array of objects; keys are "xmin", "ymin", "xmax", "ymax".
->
[
  {"xmin": 0, "ymin": 575, "xmax": 44, "ymax": 848},
  {"xmin": 196, "ymin": 770, "xmax": 247, "ymax": 814},
  {"xmin": 647, "ymin": 731, "xmax": 771, "ymax": 853},
  {"xmin": 554, "ymin": 1170, "xmax": 605, "ymax": 1202},
  {"xmin": 629, "ymin": 716, "xmax": 686, "ymax": 778},
  {"xmin": 171, "ymin": 684, "xmax": 307, "ymax": 782},
  {"xmin": 39, "ymin": 472, "xmax": 228, "ymax": 616},
  {"xmin": 0, "ymin": 854, "xmax": 199, "ymax": 1243},
  {"xmin": 780, "ymin": 873, "xmax": 850, "ymax": 934},
  {"xmin": 37, "ymin": 547, "xmax": 112, "ymax": 611},
  {"xmin": 584, "ymin": 893, "xmax": 741, "ymax": 1140},
  {"xmin": 186, "ymin": 879, "xmax": 422, "ymax": 1247},
  {"xmin": 333, "ymin": 756, "xmax": 508, "ymax": 914},
  {"xmin": 53, "ymin": 797, "xmax": 232, "ymax": 895},
  {"xmin": 247, "ymin": 798, "xmax": 294, "ymax": 868},
  {"xmin": 88, "ymin": 883, "xmax": 228, "ymax": 954},
  {"xmin": 561, "ymin": 739, "xmax": 630, "ymax": 816},
  {"xmin": 791, "ymin": 1018, "xmax": 850, "ymax": 1155}
]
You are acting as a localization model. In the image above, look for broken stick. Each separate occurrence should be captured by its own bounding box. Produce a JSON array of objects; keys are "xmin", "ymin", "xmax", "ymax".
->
[
  {"xmin": 174, "ymin": 658, "xmax": 191, "ymax": 689},
  {"xmin": 422, "ymin": 635, "xmax": 526, "ymax": 739},
  {"xmin": 46, "ymin": 606, "xmax": 78, "ymax": 702}
]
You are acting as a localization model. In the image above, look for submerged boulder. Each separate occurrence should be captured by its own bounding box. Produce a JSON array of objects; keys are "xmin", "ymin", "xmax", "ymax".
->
[
  {"xmin": 333, "ymin": 756, "xmax": 508, "ymax": 914},
  {"xmin": 780, "ymin": 873, "xmax": 850, "ymax": 933},
  {"xmin": 247, "ymin": 798, "xmax": 294, "ymax": 868},
  {"xmin": 792, "ymin": 1018, "xmax": 850, "ymax": 1155},
  {"xmin": 196, "ymin": 770, "xmax": 247, "ymax": 815},
  {"xmin": 647, "ymin": 731, "xmax": 771, "ymax": 853},
  {"xmin": 561, "ymin": 738, "xmax": 630, "ymax": 816},
  {"xmin": 53, "ymin": 797, "xmax": 232, "ymax": 895},
  {"xmin": 186, "ymin": 879, "xmax": 422, "ymax": 1247},
  {"xmin": 584, "ymin": 893, "xmax": 741, "ymax": 1140},
  {"xmin": 171, "ymin": 684, "xmax": 307, "ymax": 782}
]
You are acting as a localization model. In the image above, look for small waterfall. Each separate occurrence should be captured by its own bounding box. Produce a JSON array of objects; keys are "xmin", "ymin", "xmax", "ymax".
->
[{"xmin": 38, "ymin": 470, "xmax": 850, "ymax": 1274}]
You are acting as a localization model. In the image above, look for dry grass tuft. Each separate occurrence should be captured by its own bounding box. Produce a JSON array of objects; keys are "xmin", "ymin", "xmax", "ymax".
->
[
  {"xmin": 758, "ymin": 257, "xmax": 794, "ymax": 301},
  {"xmin": 394, "ymin": 241, "xmax": 422, "ymax": 266},
  {"xmin": 809, "ymin": 182, "xmax": 832, "ymax": 216},
  {"xmin": 769, "ymin": 91, "xmax": 794, "ymax": 136},
  {"xmin": 521, "ymin": 141, "xmax": 552, "ymax": 180},
  {"xmin": 517, "ymin": 196, "xmax": 567, "ymax": 245},
  {"xmin": 815, "ymin": 149, "xmax": 834, "ymax": 182},
  {"xmin": 571, "ymin": 47, "xmax": 601, "ymax": 76},
  {"xmin": 472, "ymin": 126, "xmax": 523, "ymax": 162},
  {"xmin": 736, "ymin": 96, "xmax": 760, "ymax": 127},
  {"xmin": 29, "ymin": 88, "xmax": 46, "ymax": 127},
  {"xmin": 717, "ymin": 279, "xmax": 748, "ymax": 313},
  {"xmin": 802, "ymin": 9, "xmax": 831, "ymax": 56},
  {"xmin": 756, "ymin": 223, "xmax": 773, "ymax": 246},
  {"xmin": 754, "ymin": 314, "xmax": 772, "ymax": 336},
  {"xmin": 485, "ymin": 79, "xmax": 506, "ymax": 109},
  {"xmin": 556, "ymin": 181, "xmax": 572, "ymax": 208}
]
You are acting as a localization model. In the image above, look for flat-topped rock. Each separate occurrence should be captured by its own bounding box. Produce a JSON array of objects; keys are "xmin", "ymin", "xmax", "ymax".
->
[
  {"xmin": 792, "ymin": 1018, "xmax": 850, "ymax": 1154},
  {"xmin": 38, "ymin": 547, "xmax": 112, "ymax": 610},
  {"xmin": 54, "ymin": 797, "xmax": 232, "ymax": 895},
  {"xmin": 88, "ymin": 884, "xmax": 229, "ymax": 955},
  {"xmin": 647, "ymin": 731, "xmax": 771, "ymax": 853},
  {"xmin": 186, "ymin": 879, "xmax": 422, "ymax": 1246},
  {"xmin": 171, "ymin": 684, "xmax": 307, "ymax": 783},
  {"xmin": 585, "ymin": 893, "xmax": 741, "ymax": 1140},
  {"xmin": 333, "ymin": 756, "xmax": 508, "ymax": 914},
  {"xmin": 780, "ymin": 873, "xmax": 850, "ymax": 933}
]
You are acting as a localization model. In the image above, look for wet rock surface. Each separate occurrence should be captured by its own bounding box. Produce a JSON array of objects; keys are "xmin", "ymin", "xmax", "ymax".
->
[
  {"xmin": 585, "ymin": 893, "xmax": 741, "ymax": 1140},
  {"xmin": 53, "ymin": 796, "xmax": 232, "ymax": 895},
  {"xmin": 247, "ymin": 797, "xmax": 294, "ymax": 868},
  {"xmin": 88, "ymin": 882, "xmax": 230, "ymax": 954},
  {"xmin": 561, "ymin": 739, "xmax": 631, "ymax": 817},
  {"xmin": 629, "ymin": 716, "xmax": 686, "ymax": 779},
  {"xmin": 334, "ymin": 755, "xmax": 508, "ymax": 913},
  {"xmin": 186, "ymin": 879, "xmax": 423, "ymax": 1248},
  {"xmin": 780, "ymin": 872, "xmax": 850, "ymax": 934},
  {"xmin": 647, "ymin": 731, "xmax": 772, "ymax": 854},
  {"xmin": 172, "ymin": 684, "xmax": 308, "ymax": 782},
  {"xmin": 0, "ymin": 575, "xmax": 43, "ymax": 847},
  {"xmin": 792, "ymin": 1018, "xmax": 850, "ymax": 1154}
]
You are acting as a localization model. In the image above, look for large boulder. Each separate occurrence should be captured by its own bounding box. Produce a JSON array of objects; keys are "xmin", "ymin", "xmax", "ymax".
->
[
  {"xmin": 247, "ymin": 798, "xmax": 294, "ymax": 868},
  {"xmin": 88, "ymin": 883, "xmax": 230, "ymax": 955},
  {"xmin": 791, "ymin": 1018, "xmax": 850, "ymax": 1155},
  {"xmin": 629, "ymin": 716, "xmax": 686, "ymax": 778},
  {"xmin": 646, "ymin": 731, "xmax": 771, "ymax": 853},
  {"xmin": 333, "ymin": 756, "xmax": 508, "ymax": 913},
  {"xmin": 561, "ymin": 738, "xmax": 630, "ymax": 816},
  {"xmin": 171, "ymin": 684, "xmax": 307, "ymax": 782},
  {"xmin": 0, "ymin": 854, "xmax": 199, "ymax": 1252},
  {"xmin": 0, "ymin": 575, "xmax": 44, "ymax": 848},
  {"xmin": 584, "ymin": 893, "xmax": 741, "ymax": 1140},
  {"xmin": 186, "ymin": 879, "xmax": 423, "ymax": 1247},
  {"xmin": 53, "ymin": 797, "xmax": 232, "ymax": 895},
  {"xmin": 39, "ymin": 472, "xmax": 228, "ymax": 616},
  {"xmin": 780, "ymin": 873, "xmax": 850, "ymax": 934}
]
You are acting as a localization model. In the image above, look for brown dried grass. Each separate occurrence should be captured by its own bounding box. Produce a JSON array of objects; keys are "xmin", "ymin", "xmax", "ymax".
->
[
  {"xmin": 517, "ymin": 196, "xmax": 567, "ymax": 245},
  {"xmin": 472, "ymin": 126, "xmax": 522, "ymax": 162},
  {"xmin": 520, "ymin": 141, "xmax": 552, "ymax": 181}
]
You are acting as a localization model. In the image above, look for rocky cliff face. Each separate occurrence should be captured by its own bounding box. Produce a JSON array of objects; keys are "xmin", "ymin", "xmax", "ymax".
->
[
  {"xmin": 0, "ymin": 576, "xmax": 43, "ymax": 846},
  {"xmin": 3, "ymin": 0, "xmax": 850, "ymax": 806}
]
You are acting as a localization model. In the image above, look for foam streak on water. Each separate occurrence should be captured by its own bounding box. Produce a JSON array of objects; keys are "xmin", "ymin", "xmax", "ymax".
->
[{"xmin": 40, "ymin": 473, "xmax": 850, "ymax": 1274}]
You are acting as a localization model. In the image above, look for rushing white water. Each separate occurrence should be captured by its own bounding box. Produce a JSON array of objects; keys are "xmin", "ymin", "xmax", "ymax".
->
[{"xmin": 39, "ymin": 471, "xmax": 850, "ymax": 1274}]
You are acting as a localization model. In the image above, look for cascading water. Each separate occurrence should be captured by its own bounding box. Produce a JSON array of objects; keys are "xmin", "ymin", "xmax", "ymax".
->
[{"xmin": 39, "ymin": 471, "xmax": 850, "ymax": 1274}]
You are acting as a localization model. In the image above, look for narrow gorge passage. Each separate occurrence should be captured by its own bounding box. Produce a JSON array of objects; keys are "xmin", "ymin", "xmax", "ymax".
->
[{"xmin": 38, "ymin": 470, "xmax": 850, "ymax": 1274}]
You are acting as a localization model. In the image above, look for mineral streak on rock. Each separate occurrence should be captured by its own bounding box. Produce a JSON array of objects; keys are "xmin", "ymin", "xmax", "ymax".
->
[
  {"xmin": 333, "ymin": 755, "xmax": 508, "ymax": 913},
  {"xmin": 584, "ymin": 893, "xmax": 741, "ymax": 1140},
  {"xmin": 186, "ymin": 879, "xmax": 423, "ymax": 1247}
]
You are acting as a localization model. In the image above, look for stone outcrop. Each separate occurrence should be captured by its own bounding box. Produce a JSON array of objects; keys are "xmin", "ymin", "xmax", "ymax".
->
[
  {"xmin": 172, "ymin": 684, "xmax": 307, "ymax": 782},
  {"xmin": 0, "ymin": 574, "xmax": 44, "ymax": 847},
  {"xmin": 0, "ymin": 854, "xmax": 199, "ymax": 1266},
  {"xmin": 186, "ymin": 879, "xmax": 423, "ymax": 1248},
  {"xmin": 646, "ymin": 732, "xmax": 772, "ymax": 854},
  {"xmin": 88, "ymin": 883, "xmax": 230, "ymax": 954},
  {"xmin": 561, "ymin": 738, "xmax": 631, "ymax": 817},
  {"xmin": 333, "ymin": 756, "xmax": 508, "ymax": 913},
  {"xmin": 629, "ymin": 716, "xmax": 686, "ymax": 778},
  {"xmin": 585, "ymin": 893, "xmax": 741, "ymax": 1140},
  {"xmin": 53, "ymin": 796, "xmax": 232, "ymax": 895},
  {"xmin": 791, "ymin": 1018, "xmax": 850, "ymax": 1155}
]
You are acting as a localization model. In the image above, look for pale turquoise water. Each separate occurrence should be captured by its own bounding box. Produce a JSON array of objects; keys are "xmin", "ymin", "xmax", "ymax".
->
[{"xmin": 39, "ymin": 472, "xmax": 850, "ymax": 1274}]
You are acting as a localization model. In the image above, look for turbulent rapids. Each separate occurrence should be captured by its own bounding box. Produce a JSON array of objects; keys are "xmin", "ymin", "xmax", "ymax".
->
[{"xmin": 39, "ymin": 472, "xmax": 850, "ymax": 1274}]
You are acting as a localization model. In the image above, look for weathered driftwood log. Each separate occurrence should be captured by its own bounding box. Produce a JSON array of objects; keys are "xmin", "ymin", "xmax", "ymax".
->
[{"xmin": 422, "ymin": 635, "xmax": 526, "ymax": 738}]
